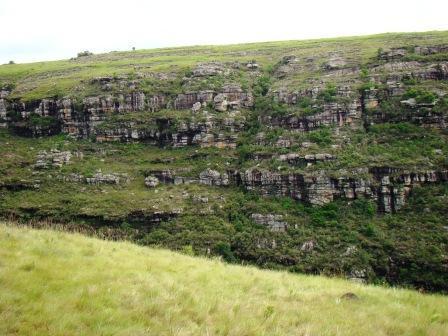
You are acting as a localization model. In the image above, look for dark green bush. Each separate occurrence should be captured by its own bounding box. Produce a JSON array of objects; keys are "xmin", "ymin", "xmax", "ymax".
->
[
  {"xmin": 28, "ymin": 113, "xmax": 59, "ymax": 128},
  {"xmin": 6, "ymin": 110, "xmax": 22, "ymax": 122},
  {"xmin": 215, "ymin": 242, "xmax": 236, "ymax": 262},
  {"xmin": 308, "ymin": 127, "xmax": 332, "ymax": 145},
  {"xmin": 403, "ymin": 88, "xmax": 436, "ymax": 104},
  {"xmin": 318, "ymin": 83, "xmax": 337, "ymax": 102}
]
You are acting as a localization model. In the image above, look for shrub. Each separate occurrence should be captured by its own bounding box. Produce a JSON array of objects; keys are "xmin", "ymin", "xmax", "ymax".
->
[
  {"xmin": 181, "ymin": 245, "xmax": 195, "ymax": 256},
  {"xmin": 401, "ymin": 75, "xmax": 418, "ymax": 85},
  {"xmin": 253, "ymin": 75, "xmax": 271, "ymax": 97},
  {"xmin": 308, "ymin": 127, "xmax": 332, "ymax": 145},
  {"xmin": 361, "ymin": 222, "xmax": 377, "ymax": 237},
  {"xmin": 237, "ymin": 144, "xmax": 251, "ymax": 162},
  {"xmin": 318, "ymin": 83, "xmax": 337, "ymax": 102},
  {"xmin": 77, "ymin": 50, "xmax": 93, "ymax": 58},
  {"xmin": 298, "ymin": 96, "xmax": 312, "ymax": 109},
  {"xmin": 377, "ymin": 48, "xmax": 384, "ymax": 59},
  {"xmin": 403, "ymin": 88, "xmax": 436, "ymax": 104},
  {"xmin": 215, "ymin": 242, "xmax": 236, "ymax": 262},
  {"xmin": 360, "ymin": 67, "xmax": 369, "ymax": 81},
  {"xmin": 28, "ymin": 113, "xmax": 59, "ymax": 128},
  {"xmin": 352, "ymin": 198, "xmax": 376, "ymax": 218},
  {"xmin": 6, "ymin": 110, "xmax": 22, "ymax": 122},
  {"xmin": 254, "ymin": 96, "xmax": 287, "ymax": 117}
]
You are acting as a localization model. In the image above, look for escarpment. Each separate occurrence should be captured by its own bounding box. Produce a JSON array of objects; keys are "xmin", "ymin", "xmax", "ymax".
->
[
  {"xmin": 1, "ymin": 41, "xmax": 448, "ymax": 212},
  {"xmin": 1, "ymin": 33, "xmax": 448, "ymax": 291}
]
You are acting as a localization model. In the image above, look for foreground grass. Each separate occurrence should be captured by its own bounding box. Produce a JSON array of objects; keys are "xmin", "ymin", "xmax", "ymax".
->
[{"xmin": 0, "ymin": 223, "xmax": 447, "ymax": 336}]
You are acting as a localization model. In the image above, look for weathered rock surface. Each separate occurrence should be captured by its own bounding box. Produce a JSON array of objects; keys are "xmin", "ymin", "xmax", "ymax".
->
[
  {"xmin": 251, "ymin": 213, "xmax": 287, "ymax": 232},
  {"xmin": 192, "ymin": 62, "xmax": 224, "ymax": 77},
  {"xmin": 199, "ymin": 169, "xmax": 229, "ymax": 186},
  {"xmin": 278, "ymin": 153, "xmax": 335, "ymax": 166},
  {"xmin": 324, "ymin": 54, "xmax": 347, "ymax": 70},
  {"xmin": 34, "ymin": 150, "xmax": 72, "ymax": 169},
  {"xmin": 378, "ymin": 48, "xmax": 407, "ymax": 61},
  {"xmin": 2, "ymin": 86, "xmax": 252, "ymax": 139},
  {"xmin": 230, "ymin": 168, "xmax": 448, "ymax": 212},
  {"xmin": 144, "ymin": 176, "xmax": 159, "ymax": 188},
  {"xmin": 61, "ymin": 170, "xmax": 129, "ymax": 185}
]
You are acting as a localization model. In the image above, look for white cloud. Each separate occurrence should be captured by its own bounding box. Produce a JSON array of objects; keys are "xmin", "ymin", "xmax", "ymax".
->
[{"xmin": 1, "ymin": 0, "xmax": 447, "ymax": 63}]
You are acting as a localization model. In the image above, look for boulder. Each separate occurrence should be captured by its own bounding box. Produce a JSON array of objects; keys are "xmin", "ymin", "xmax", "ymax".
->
[
  {"xmin": 199, "ymin": 168, "xmax": 229, "ymax": 186},
  {"xmin": 191, "ymin": 102, "xmax": 202, "ymax": 112},
  {"xmin": 144, "ymin": 176, "xmax": 159, "ymax": 188},
  {"xmin": 246, "ymin": 61, "xmax": 259, "ymax": 70},
  {"xmin": 213, "ymin": 94, "xmax": 228, "ymax": 112}
]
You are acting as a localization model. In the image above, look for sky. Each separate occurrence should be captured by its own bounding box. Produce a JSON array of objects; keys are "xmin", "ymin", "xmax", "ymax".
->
[{"xmin": 1, "ymin": 0, "xmax": 448, "ymax": 64}]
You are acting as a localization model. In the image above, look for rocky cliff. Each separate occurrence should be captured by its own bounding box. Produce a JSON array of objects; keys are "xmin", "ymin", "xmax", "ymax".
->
[
  {"xmin": 1, "ymin": 32, "xmax": 448, "ymax": 291},
  {"xmin": 1, "ymin": 43, "xmax": 447, "ymax": 210}
]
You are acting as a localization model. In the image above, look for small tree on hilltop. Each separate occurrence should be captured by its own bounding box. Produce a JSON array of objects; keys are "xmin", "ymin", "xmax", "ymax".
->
[{"xmin": 77, "ymin": 50, "xmax": 93, "ymax": 58}]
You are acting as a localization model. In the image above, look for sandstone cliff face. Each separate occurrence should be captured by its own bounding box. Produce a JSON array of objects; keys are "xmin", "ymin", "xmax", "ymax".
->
[
  {"xmin": 139, "ymin": 167, "xmax": 447, "ymax": 213},
  {"xmin": 93, "ymin": 109, "xmax": 245, "ymax": 148},
  {"xmin": 1, "ymin": 53, "xmax": 446, "ymax": 139},
  {"xmin": 261, "ymin": 100, "xmax": 362, "ymax": 132},
  {"xmin": 234, "ymin": 168, "xmax": 448, "ymax": 212},
  {"xmin": 1, "ymin": 43, "xmax": 447, "ymax": 213},
  {"xmin": 1, "ymin": 84, "xmax": 252, "ymax": 140}
]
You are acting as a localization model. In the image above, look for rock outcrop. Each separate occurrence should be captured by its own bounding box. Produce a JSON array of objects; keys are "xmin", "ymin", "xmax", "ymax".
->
[
  {"xmin": 60, "ymin": 171, "xmax": 130, "ymax": 185},
  {"xmin": 232, "ymin": 168, "xmax": 448, "ymax": 212},
  {"xmin": 251, "ymin": 213, "xmax": 287, "ymax": 231},
  {"xmin": 144, "ymin": 176, "xmax": 159, "ymax": 188},
  {"xmin": 34, "ymin": 150, "xmax": 72, "ymax": 169},
  {"xmin": 199, "ymin": 169, "xmax": 229, "ymax": 186}
]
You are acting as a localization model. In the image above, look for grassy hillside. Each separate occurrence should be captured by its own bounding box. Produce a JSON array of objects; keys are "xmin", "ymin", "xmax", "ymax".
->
[
  {"xmin": 0, "ymin": 223, "xmax": 447, "ymax": 336},
  {"xmin": 2, "ymin": 31, "xmax": 448, "ymax": 101}
]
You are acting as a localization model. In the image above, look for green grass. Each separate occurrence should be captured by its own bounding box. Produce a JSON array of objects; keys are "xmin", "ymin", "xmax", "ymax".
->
[
  {"xmin": 2, "ymin": 30, "xmax": 448, "ymax": 101},
  {"xmin": 1, "ymin": 222, "xmax": 447, "ymax": 336}
]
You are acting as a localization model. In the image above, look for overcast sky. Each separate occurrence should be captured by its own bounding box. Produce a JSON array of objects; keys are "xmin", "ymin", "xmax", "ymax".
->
[{"xmin": 1, "ymin": 0, "xmax": 448, "ymax": 64}]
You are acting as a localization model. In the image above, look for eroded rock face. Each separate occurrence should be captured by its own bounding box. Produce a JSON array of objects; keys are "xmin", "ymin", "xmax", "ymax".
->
[
  {"xmin": 147, "ymin": 169, "xmax": 196, "ymax": 185},
  {"xmin": 144, "ymin": 176, "xmax": 159, "ymax": 188},
  {"xmin": 3, "ymin": 55, "xmax": 446, "ymax": 139},
  {"xmin": 58, "ymin": 170, "xmax": 130, "ymax": 185},
  {"xmin": 199, "ymin": 169, "xmax": 229, "ymax": 186},
  {"xmin": 192, "ymin": 62, "xmax": 225, "ymax": 77},
  {"xmin": 229, "ymin": 168, "xmax": 448, "ymax": 212},
  {"xmin": 94, "ymin": 111, "xmax": 244, "ymax": 148},
  {"xmin": 251, "ymin": 213, "xmax": 287, "ymax": 232},
  {"xmin": 61, "ymin": 170, "xmax": 129, "ymax": 185},
  {"xmin": 191, "ymin": 102, "xmax": 202, "ymax": 112},
  {"xmin": 278, "ymin": 153, "xmax": 335, "ymax": 166},
  {"xmin": 324, "ymin": 54, "xmax": 347, "ymax": 70},
  {"xmin": 300, "ymin": 240, "xmax": 315, "ymax": 251},
  {"xmin": 262, "ymin": 100, "xmax": 362, "ymax": 132},
  {"xmin": 414, "ymin": 44, "xmax": 448, "ymax": 55},
  {"xmin": 362, "ymin": 81, "xmax": 448, "ymax": 128},
  {"xmin": 0, "ymin": 90, "xmax": 10, "ymax": 123},
  {"xmin": 86, "ymin": 172, "xmax": 129, "ymax": 185},
  {"xmin": 2, "ymin": 85, "xmax": 252, "ymax": 139},
  {"xmin": 378, "ymin": 48, "xmax": 407, "ymax": 61},
  {"xmin": 34, "ymin": 150, "xmax": 72, "ymax": 169}
]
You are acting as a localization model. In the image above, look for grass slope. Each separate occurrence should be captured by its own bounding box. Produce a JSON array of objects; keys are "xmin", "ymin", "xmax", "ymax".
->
[
  {"xmin": 1, "ymin": 223, "xmax": 447, "ymax": 336},
  {"xmin": 2, "ymin": 30, "xmax": 448, "ymax": 100}
]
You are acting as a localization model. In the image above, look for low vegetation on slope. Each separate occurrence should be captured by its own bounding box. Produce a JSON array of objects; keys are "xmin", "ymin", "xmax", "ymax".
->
[{"xmin": 0, "ymin": 223, "xmax": 447, "ymax": 336}]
